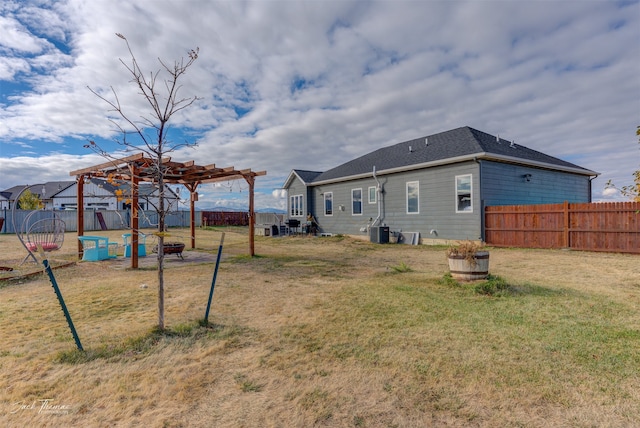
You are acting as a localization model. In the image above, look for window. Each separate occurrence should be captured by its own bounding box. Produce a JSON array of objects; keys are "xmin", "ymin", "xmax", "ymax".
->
[
  {"xmin": 406, "ymin": 181, "xmax": 419, "ymax": 214},
  {"xmin": 324, "ymin": 192, "xmax": 333, "ymax": 216},
  {"xmin": 456, "ymin": 174, "xmax": 472, "ymax": 213},
  {"xmin": 352, "ymin": 188, "xmax": 362, "ymax": 215},
  {"xmin": 368, "ymin": 186, "xmax": 377, "ymax": 204},
  {"xmin": 290, "ymin": 194, "xmax": 303, "ymax": 217}
]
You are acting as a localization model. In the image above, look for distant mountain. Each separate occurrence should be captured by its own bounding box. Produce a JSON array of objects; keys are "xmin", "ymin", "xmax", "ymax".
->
[
  {"xmin": 198, "ymin": 206, "xmax": 244, "ymax": 212},
  {"xmin": 257, "ymin": 208, "xmax": 286, "ymax": 214},
  {"xmin": 190, "ymin": 206, "xmax": 286, "ymax": 213}
]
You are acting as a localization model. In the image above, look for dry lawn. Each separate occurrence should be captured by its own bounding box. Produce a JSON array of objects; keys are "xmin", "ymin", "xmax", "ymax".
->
[{"xmin": 0, "ymin": 227, "xmax": 639, "ymax": 427}]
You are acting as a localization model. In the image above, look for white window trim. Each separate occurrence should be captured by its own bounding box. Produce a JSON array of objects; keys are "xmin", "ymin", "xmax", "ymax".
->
[
  {"xmin": 455, "ymin": 174, "xmax": 473, "ymax": 213},
  {"xmin": 368, "ymin": 186, "xmax": 377, "ymax": 204},
  {"xmin": 324, "ymin": 192, "xmax": 333, "ymax": 216},
  {"xmin": 290, "ymin": 194, "xmax": 304, "ymax": 217},
  {"xmin": 406, "ymin": 181, "xmax": 419, "ymax": 214},
  {"xmin": 352, "ymin": 188, "xmax": 363, "ymax": 216}
]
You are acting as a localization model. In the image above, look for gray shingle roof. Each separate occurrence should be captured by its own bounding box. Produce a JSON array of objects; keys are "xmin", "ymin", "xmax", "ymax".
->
[
  {"xmin": 0, "ymin": 185, "xmax": 29, "ymax": 199},
  {"xmin": 310, "ymin": 126, "xmax": 596, "ymax": 184},
  {"xmin": 42, "ymin": 181, "xmax": 75, "ymax": 197},
  {"xmin": 293, "ymin": 170, "xmax": 323, "ymax": 183},
  {"xmin": 0, "ymin": 182, "xmax": 75, "ymax": 199}
]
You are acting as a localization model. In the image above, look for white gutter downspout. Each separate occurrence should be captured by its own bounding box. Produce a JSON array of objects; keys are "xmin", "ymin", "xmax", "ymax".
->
[
  {"xmin": 474, "ymin": 157, "xmax": 484, "ymax": 242},
  {"xmin": 372, "ymin": 166, "xmax": 382, "ymax": 227}
]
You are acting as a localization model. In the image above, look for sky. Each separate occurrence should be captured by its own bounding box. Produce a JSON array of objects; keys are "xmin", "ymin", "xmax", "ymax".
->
[{"xmin": 0, "ymin": 0, "xmax": 639, "ymax": 211}]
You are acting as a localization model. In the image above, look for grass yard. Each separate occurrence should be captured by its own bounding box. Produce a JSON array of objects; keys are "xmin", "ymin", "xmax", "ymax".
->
[{"xmin": 0, "ymin": 227, "xmax": 639, "ymax": 427}]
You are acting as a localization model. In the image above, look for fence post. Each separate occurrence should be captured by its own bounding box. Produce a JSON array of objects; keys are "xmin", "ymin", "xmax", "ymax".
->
[{"xmin": 563, "ymin": 200, "xmax": 569, "ymax": 249}]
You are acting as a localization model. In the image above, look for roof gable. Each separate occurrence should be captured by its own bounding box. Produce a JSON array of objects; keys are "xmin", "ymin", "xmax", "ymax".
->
[
  {"xmin": 1, "ymin": 185, "xmax": 30, "ymax": 199},
  {"xmin": 310, "ymin": 126, "xmax": 596, "ymax": 184},
  {"xmin": 42, "ymin": 181, "xmax": 75, "ymax": 197},
  {"xmin": 283, "ymin": 169, "xmax": 323, "ymax": 188}
]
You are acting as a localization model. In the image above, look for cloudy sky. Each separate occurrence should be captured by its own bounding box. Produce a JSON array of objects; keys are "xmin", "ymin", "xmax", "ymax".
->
[{"xmin": 1, "ymin": 0, "xmax": 638, "ymax": 210}]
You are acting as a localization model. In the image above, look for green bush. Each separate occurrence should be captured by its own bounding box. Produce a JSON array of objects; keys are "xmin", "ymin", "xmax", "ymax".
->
[
  {"xmin": 474, "ymin": 274, "xmax": 510, "ymax": 296},
  {"xmin": 390, "ymin": 261, "xmax": 412, "ymax": 273},
  {"xmin": 440, "ymin": 273, "xmax": 511, "ymax": 296}
]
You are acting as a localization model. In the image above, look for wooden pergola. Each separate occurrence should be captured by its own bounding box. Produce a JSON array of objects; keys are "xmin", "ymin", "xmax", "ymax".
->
[{"xmin": 69, "ymin": 153, "xmax": 266, "ymax": 268}]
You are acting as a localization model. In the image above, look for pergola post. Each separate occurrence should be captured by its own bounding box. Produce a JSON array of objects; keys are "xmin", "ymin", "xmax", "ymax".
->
[
  {"xmin": 187, "ymin": 183, "xmax": 199, "ymax": 249},
  {"xmin": 131, "ymin": 164, "xmax": 139, "ymax": 269},
  {"xmin": 76, "ymin": 176, "xmax": 85, "ymax": 259},
  {"xmin": 245, "ymin": 174, "xmax": 256, "ymax": 257}
]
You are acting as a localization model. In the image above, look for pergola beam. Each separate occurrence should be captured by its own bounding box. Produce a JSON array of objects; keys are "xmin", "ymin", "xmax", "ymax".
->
[{"xmin": 69, "ymin": 153, "xmax": 145, "ymax": 176}]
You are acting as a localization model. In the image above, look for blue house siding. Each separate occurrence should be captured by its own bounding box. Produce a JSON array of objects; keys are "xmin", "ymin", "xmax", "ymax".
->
[
  {"xmin": 286, "ymin": 176, "xmax": 308, "ymax": 219},
  {"xmin": 311, "ymin": 161, "xmax": 481, "ymax": 240},
  {"xmin": 386, "ymin": 162, "xmax": 481, "ymax": 241},
  {"xmin": 312, "ymin": 179, "xmax": 377, "ymax": 236},
  {"xmin": 480, "ymin": 160, "xmax": 591, "ymax": 206}
]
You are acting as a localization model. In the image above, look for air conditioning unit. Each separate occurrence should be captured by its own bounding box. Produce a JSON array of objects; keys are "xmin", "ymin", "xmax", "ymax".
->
[{"xmin": 369, "ymin": 226, "xmax": 390, "ymax": 244}]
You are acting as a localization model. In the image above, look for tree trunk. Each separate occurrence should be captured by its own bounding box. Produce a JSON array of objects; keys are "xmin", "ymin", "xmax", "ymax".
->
[{"xmin": 157, "ymin": 164, "xmax": 166, "ymax": 330}]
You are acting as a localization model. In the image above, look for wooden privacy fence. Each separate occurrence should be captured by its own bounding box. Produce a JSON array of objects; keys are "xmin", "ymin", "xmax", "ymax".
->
[
  {"xmin": 485, "ymin": 201, "xmax": 640, "ymax": 254},
  {"xmin": 201, "ymin": 211, "xmax": 249, "ymax": 227}
]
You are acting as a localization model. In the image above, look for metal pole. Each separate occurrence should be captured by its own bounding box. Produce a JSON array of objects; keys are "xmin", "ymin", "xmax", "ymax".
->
[
  {"xmin": 42, "ymin": 253, "xmax": 83, "ymax": 351},
  {"xmin": 247, "ymin": 176, "xmax": 255, "ymax": 256},
  {"xmin": 204, "ymin": 232, "xmax": 225, "ymax": 325}
]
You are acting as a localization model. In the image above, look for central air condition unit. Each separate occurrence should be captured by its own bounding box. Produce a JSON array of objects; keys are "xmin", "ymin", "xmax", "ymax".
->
[{"xmin": 369, "ymin": 226, "xmax": 390, "ymax": 244}]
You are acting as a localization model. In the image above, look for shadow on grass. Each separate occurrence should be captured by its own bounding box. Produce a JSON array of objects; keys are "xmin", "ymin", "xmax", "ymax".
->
[
  {"xmin": 55, "ymin": 321, "xmax": 253, "ymax": 364},
  {"xmin": 440, "ymin": 273, "xmax": 568, "ymax": 297}
]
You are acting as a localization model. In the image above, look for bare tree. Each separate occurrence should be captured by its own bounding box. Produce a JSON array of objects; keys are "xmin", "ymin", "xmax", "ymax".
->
[{"xmin": 88, "ymin": 34, "xmax": 200, "ymax": 330}]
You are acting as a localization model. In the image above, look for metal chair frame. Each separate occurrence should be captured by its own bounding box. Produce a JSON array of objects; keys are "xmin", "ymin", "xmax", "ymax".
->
[{"xmin": 19, "ymin": 210, "xmax": 66, "ymax": 264}]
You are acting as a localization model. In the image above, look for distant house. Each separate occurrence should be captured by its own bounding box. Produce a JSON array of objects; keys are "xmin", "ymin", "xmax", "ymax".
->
[
  {"xmin": 283, "ymin": 126, "xmax": 598, "ymax": 242},
  {"xmin": 52, "ymin": 179, "xmax": 180, "ymax": 211},
  {"xmin": 1, "ymin": 179, "xmax": 179, "ymax": 211},
  {"xmin": 53, "ymin": 179, "xmax": 117, "ymax": 210},
  {"xmin": 0, "ymin": 182, "xmax": 75, "ymax": 210},
  {"xmin": 0, "ymin": 191, "xmax": 10, "ymax": 210}
]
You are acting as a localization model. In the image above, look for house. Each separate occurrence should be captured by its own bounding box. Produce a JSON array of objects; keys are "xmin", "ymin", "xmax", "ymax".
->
[
  {"xmin": 0, "ymin": 182, "xmax": 75, "ymax": 210},
  {"xmin": 52, "ymin": 179, "xmax": 180, "ymax": 211},
  {"xmin": 283, "ymin": 126, "xmax": 598, "ymax": 242},
  {"xmin": 1, "ymin": 179, "xmax": 180, "ymax": 211},
  {"xmin": 0, "ymin": 191, "xmax": 11, "ymax": 210}
]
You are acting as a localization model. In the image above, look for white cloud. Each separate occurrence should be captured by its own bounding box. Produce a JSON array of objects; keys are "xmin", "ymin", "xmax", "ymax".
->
[
  {"xmin": 0, "ymin": 14, "xmax": 45, "ymax": 54},
  {"xmin": 0, "ymin": 56, "xmax": 28, "ymax": 80},
  {"xmin": 0, "ymin": 0, "xmax": 638, "ymax": 208},
  {"xmin": 0, "ymin": 153, "xmax": 105, "ymax": 187},
  {"xmin": 602, "ymin": 187, "xmax": 619, "ymax": 198}
]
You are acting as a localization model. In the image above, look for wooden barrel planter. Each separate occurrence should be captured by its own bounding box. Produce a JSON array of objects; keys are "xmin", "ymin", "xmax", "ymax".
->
[{"xmin": 447, "ymin": 251, "xmax": 490, "ymax": 281}]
